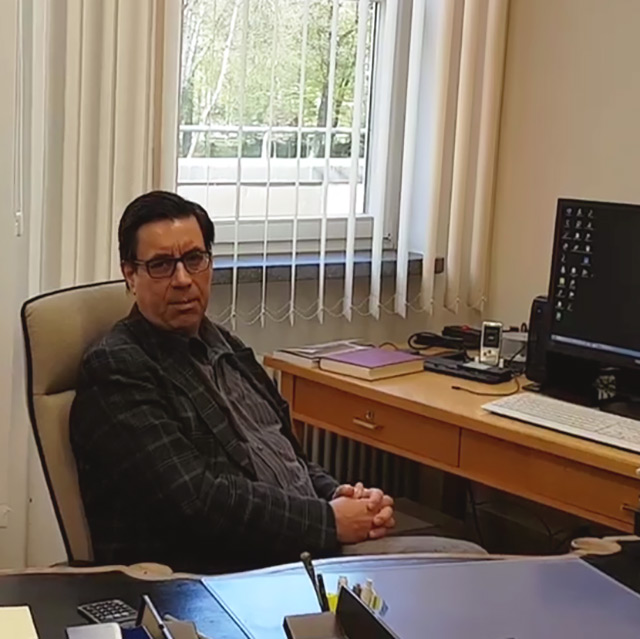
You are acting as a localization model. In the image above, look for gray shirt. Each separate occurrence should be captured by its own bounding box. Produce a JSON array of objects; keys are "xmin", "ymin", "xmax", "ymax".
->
[{"xmin": 188, "ymin": 328, "xmax": 317, "ymax": 499}]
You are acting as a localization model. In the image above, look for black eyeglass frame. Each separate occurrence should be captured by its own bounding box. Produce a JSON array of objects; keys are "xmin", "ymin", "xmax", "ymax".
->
[{"xmin": 131, "ymin": 250, "xmax": 213, "ymax": 279}]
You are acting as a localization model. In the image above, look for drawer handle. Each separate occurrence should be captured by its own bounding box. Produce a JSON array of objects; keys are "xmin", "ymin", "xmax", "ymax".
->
[{"xmin": 353, "ymin": 418, "xmax": 383, "ymax": 431}]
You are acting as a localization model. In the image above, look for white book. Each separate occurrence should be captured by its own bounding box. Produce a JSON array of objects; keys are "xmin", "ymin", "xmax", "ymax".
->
[{"xmin": 271, "ymin": 339, "xmax": 367, "ymax": 369}]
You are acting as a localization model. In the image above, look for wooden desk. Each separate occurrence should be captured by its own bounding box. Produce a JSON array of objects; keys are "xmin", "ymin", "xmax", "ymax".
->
[{"xmin": 265, "ymin": 357, "xmax": 640, "ymax": 532}]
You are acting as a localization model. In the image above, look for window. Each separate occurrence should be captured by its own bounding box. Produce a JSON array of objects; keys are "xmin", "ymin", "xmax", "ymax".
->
[{"xmin": 177, "ymin": 0, "xmax": 384, "ymax": 254}]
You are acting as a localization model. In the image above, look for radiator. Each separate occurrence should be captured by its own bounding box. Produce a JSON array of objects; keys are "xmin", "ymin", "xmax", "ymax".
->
[{"xmin": 301, "ymin": 424, "xmax": 420, "ymax": 500}]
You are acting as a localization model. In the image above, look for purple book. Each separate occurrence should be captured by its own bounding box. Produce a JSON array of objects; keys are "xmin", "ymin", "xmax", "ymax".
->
[{"xmin": 319, "ymin": 348, "xmax": 424, "ymax": 380}]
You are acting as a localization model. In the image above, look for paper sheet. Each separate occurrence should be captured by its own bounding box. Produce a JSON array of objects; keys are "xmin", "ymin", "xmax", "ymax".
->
[{"xmin": 0, "ymin": 606, "xmax": 38, "ymax": 638}]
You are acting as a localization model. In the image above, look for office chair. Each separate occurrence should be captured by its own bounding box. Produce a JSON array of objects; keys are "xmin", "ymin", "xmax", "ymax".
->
[{"xmin": 21, "ymin": 281, "xmax": 133, "ymax": 564}]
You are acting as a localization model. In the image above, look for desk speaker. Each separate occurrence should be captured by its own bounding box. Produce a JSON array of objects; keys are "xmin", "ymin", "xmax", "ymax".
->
[{"xmin": 526, "ymin": 296, "xmax": 550, "ymax": 384}]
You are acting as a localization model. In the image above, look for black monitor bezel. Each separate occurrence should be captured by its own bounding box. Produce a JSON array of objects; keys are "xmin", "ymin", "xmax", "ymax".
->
[{"xmin": 547, "ymin": 198, "xmax": 640, "ymax": 372}]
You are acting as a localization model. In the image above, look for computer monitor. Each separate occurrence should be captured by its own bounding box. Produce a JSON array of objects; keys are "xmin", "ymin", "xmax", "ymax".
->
[{"xmin": 547, "ymin": 198, "xmax": 640, "ymax": 371}]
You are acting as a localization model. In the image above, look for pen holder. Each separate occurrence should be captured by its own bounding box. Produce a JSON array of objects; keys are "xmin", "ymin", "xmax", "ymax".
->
[
  {"xmin": 283, "ymin": 612, "xmax": 343, "ymax": 639},
  {"xmin": 284, "ymin": 587, "xmax": 396, "ymax": 639}
]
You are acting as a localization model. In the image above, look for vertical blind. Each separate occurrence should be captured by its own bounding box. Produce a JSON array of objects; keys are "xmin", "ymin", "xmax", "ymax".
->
[{"xmin": 178, "ymin": 0, "xmax": 511, "ymax": 327}]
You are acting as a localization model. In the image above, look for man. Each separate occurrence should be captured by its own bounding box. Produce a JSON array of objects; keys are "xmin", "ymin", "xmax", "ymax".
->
[{"xmin": 71, "ymin": 191, "xmax": 481, "ymax": 573}]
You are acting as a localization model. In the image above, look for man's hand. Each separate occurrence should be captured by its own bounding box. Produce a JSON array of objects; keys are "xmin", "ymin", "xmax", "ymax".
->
[
  {"xmin": 334, "ymin": 483, "xmax": 393, "ymax": 506},
  {"xmin": 330, "ymin": 496, "xmax": 380, "ymax": 544},
  {"xmin": 333, "ymin": 482, "xmax": 395, "ymax": 540}
]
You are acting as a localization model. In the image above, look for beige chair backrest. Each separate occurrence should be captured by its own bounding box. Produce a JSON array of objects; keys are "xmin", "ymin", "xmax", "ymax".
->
[{"xmin": 21, "ymin": 281, "xmax": 133, "ymax": 563}]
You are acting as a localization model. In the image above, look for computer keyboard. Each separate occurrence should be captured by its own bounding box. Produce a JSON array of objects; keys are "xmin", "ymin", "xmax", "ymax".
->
[{"xmin": 483, "ymin": 392, "xmax": 640, "ymax": 454}]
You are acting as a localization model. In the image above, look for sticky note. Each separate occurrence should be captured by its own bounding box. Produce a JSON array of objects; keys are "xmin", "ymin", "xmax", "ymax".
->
[{"xmin": 0, "ymin": 606, "xmax": 38, "ymax": 638}]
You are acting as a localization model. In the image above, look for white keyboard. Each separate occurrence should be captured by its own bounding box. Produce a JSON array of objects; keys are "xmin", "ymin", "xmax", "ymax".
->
[{"xmin": 483, "ymin": 393, "xmax": 640, "ymax": 454}]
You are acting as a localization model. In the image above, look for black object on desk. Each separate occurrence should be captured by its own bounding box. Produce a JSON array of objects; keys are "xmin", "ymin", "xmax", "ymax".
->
[
  {"xmin": 77, "ymin": 598, "xmax": 137, "ymax": 627},
  {"xmin": 424, "ymin": 354, "xmax": 513, "ymax": 384},
  {"xmin": 407, "ymin": 331, "xmax": 465, "ymax": 351},
  {"xmin": 442, "ymin": 325, "xmax": 481, "ymax": 350}
]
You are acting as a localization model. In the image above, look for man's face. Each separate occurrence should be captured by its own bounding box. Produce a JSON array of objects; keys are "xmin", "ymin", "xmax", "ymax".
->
[{"xmin": 122, "ymin": 216, "xmax": 212, "ymax": 336}]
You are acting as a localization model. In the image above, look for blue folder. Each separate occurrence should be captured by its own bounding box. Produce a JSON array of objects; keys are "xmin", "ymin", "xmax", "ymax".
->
[{"xmin": 205, "ymin": 556, "xmax": 640, "ymax": 639}]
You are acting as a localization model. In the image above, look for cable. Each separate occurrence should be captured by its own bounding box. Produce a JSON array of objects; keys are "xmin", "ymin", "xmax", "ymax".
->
[
  {"xmin": 506, "ymin": 343, "xmax": 526, "ymax": 367},
  {"xmin": 407, "ymin": 332, "xmax": 464, "ymax": 352},
  {"xmin": 407, "ymin": 333, "xmax": 433, "ymax": 351},
  {"xmin": 467, "ymin": 484, "xmax": 486, "ymax": 549},
  {"xmin": 452, "ymin": 378, "xmax": 521, "ymax": 397},
  {"xmin": 378, "ymin": 342, "xmax": 398, "ymax": 350}
]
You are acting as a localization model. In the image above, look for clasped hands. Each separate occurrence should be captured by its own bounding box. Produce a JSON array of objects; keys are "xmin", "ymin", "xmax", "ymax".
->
[{"xmin": 330, "ymin": 482, "xmax": 395, "ymax": 544}]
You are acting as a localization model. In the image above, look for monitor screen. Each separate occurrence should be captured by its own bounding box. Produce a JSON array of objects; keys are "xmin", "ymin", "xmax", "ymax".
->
[{"xmin": 547, "ymin": 199, "xmax": 640, "ymax": 369}]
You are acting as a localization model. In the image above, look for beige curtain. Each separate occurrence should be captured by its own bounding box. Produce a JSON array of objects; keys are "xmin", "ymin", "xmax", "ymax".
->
[
  {"xmin": 443, "ymin": 0, "xmax": 510, "ymax": 314},
  {"xmin": 39, "ymin": 0, "xmax": 182, "ymax": 290},
  {"xmin": 394, "ymin": 0, "xmax": 509, "ymax": 318}
]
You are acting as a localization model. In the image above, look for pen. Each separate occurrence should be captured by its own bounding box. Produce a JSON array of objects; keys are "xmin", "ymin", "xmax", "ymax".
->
[
  {"xmin": 163, "ymin": 613, "xmax": 212, "ymax": 639},
  {"xmin": 317, "ymin": 573, "xmax": 330, "ymax": 612},
  {"xmin": 300, "ymin": 551, "xmax": 324, "ymax": 611}
]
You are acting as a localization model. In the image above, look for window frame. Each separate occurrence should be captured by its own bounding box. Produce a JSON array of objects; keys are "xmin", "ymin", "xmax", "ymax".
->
[{"xmin": 176, "ymin": 0, "xmax": 411, "ymax": 256}]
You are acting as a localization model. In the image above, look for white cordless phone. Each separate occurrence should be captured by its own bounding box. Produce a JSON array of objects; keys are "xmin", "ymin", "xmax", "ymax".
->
[{"xmin": 480, "ymin": 321, "xmax": 503, "ymax": 366}]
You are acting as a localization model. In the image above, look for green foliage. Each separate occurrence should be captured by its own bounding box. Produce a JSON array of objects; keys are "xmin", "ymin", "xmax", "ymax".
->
[{"xmin": 180, "ymin": 0, "xmax": 374, "ymax": 158}]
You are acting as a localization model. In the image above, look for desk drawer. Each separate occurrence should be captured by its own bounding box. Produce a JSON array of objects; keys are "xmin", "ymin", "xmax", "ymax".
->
[
  {"xmin": 293, "ymin": 379, "xmax": 460, "ymax": 468},
  {"xmin": 460, "ymin": 430, "xmax": 640, "ymax": 530}
]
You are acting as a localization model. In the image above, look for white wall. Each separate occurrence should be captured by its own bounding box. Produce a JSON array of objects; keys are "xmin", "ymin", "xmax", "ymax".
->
[
  {"xmin": 488, "ymin": 0, "xmax": 640, "ymax": 323},
  {"xmin": 0, "ymin": 0, "xmax": 32, "ymax": 569},
  {"xmin": 208, "ymin": 274, "xmax": 469, "ymax": 354}
]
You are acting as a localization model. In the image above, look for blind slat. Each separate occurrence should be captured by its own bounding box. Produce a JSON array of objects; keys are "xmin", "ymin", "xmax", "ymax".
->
[
  {"xmin": 368, "ymin": 0, "xmax": 399, "ymax": 318},
  {"xmin": 420, "ymin": 0, "xmax": 455, "ymax": 314},
  {"xmin": 317, "ymin": 0, "xmax": 340, "ymax": 323},
  {"xmin": 395, "ymin": 0, "xmax": 427, "ymax": 317},
  {"xmin": 260, "ymin": 0, "xmax": 279, "ymax": 327},
  {"xmin": 289, "ymin": 0, "xmax": 311, "ymax": 325},
  {"xmin": 444, "ymin": 0, "xmax": 481, "ymax": 313},
  {"xmin": 231, "ymin": 0, "xmax": 250, "ymax": 330},
  {"xmin": 343, "ymin": 0, "xmax": 370, "ymax": 321}
]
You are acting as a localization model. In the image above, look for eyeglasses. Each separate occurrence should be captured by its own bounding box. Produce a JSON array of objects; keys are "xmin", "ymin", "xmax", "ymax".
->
[{"xmin": 133, "ymin": 250, "xmax": 212, "ymax": 279}]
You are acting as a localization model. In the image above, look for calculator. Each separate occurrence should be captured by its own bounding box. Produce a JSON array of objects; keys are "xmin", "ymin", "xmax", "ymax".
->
[{"xmin": 77, "ymin": 599, "xmax": 138, "ymax": 627}]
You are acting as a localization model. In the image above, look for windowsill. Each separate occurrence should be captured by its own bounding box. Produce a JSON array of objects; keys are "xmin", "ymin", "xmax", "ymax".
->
[{"xmin": 212, "ymin": 252, "xmax": 444, "ymax": 285}]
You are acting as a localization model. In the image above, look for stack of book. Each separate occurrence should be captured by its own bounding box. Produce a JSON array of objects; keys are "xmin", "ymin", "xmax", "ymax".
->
[
  {"xmin": 271, "ymin": 339, "xmax": 368, "ymax": 369},
  {"xmin": 272, "ymin": 340, "xmax": 424, "ymax": 380}
]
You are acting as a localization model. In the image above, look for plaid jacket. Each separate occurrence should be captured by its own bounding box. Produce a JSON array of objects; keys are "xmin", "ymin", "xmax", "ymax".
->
[{"xmin": 70, "ymin": 308, "xmax": 339, "ymax": 572}]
